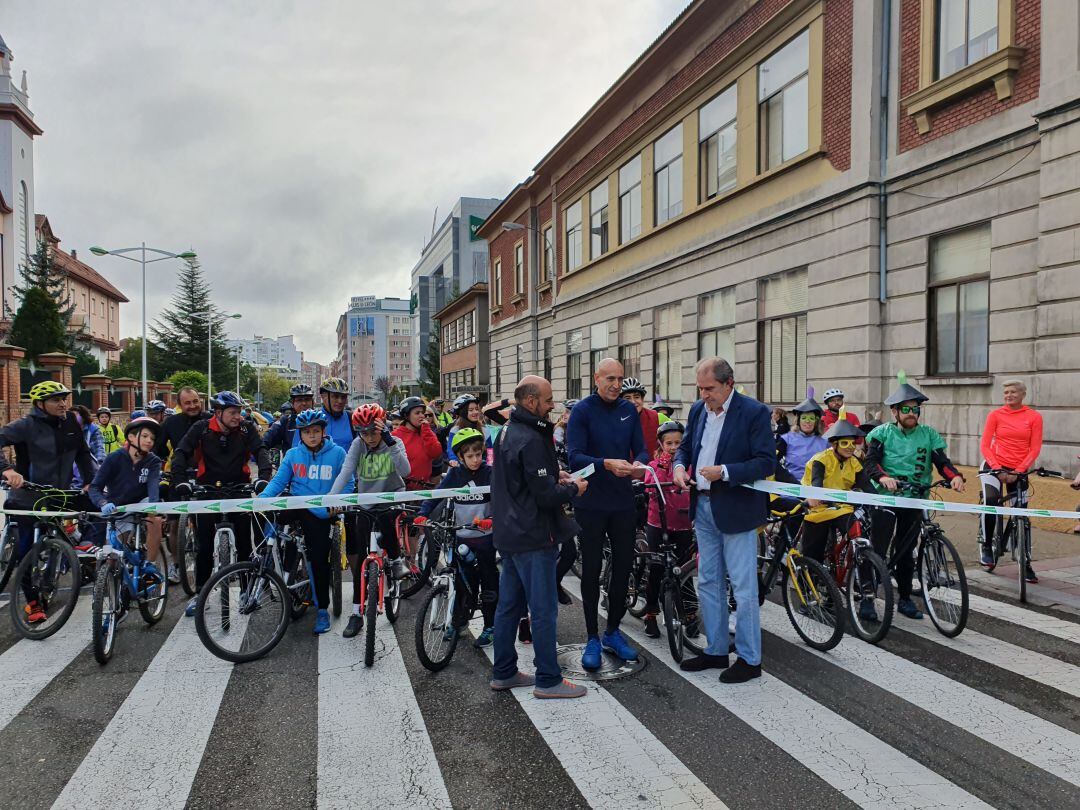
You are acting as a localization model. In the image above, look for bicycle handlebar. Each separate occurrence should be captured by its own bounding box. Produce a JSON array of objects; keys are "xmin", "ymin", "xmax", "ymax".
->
[{"xmin": 983, "ymin": 467, "xmax": 1065, "ymax": 480}]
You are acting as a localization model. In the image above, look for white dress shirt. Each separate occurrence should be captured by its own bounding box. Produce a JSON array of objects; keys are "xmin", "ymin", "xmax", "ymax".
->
[{"xmin": 689, "ymin": 389, "xmax": 734, "ymax": 491}]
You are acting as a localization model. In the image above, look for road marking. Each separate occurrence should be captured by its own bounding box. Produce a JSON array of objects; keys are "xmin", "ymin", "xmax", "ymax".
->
[
  {"xmin": 317, "ymin": 612, "xmax": 451, "ymax": 810},
  {"xmin": 564, "ymin": 580, "xmax": 989, "ymax": 809},
  {"xmin": 52, "ymin": 611, "xmax": 238, "ymax": 809},
  {"xmin": 761, "ymin": 603, "xmax": 1080, "ymax": 787},
  {"xmin": 894, "ymin": 613, "xmax": 1080, "ymax": 700},
  {"xmin": 0, "ymin": 600, "xmax": 89, "ymax": 731},
  {"xmin": 468, "ymin": 616, "xmax": 724, "ymax": 810},
  {"xmin": 966, "ymin": 592, "xmax": 1080, "ymax": 644}
]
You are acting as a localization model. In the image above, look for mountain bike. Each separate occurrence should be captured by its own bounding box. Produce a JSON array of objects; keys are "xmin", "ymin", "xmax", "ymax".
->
[
  {"xmin": 92, "ymin": 514, "xmax": 169, "ymax": 664},
  {"xmin": 978, "ymin": 467, "xmax": 1064, "ymax": 602},
  {"xmin": 393, "ymin": 503, "xmax": 430, "ymax": 598},
  {"xmin": 817, "ymin": 506, "xmax": 894, "ymax": 644}
]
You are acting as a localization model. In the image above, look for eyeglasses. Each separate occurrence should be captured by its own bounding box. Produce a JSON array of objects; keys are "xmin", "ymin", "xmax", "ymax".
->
[
  {"xmin": 897, "ymin": 405, "xmax": 921, "ymax": 415},
  {"xmin": 835, "ymin": 439, "xmax": 857, "ymax": 449}
]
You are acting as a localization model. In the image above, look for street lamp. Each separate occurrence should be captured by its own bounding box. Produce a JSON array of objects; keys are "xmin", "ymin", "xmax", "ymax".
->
[
  {"xmin": 191, "ymin": 310, "xmax": 241, "ymax": 402},
  {"xmin": 90, "ymin": 243, "xmax": 197, "ymax": 406}
]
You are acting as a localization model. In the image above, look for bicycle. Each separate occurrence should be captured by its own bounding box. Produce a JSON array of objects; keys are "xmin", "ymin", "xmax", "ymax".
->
[
  {"xmin": 887, "ymin": 481, "xmax": 969, "ymax": 637},
  {"xmin": 92, "ymin": 514, "xmax": 169, "ymax": 664},
  {"xmin": 174, "ymin": 515, "xmax": 199, "ymax": 596},
  {"xmin": 349, "ymin": 507, "xmax": 404, "ymax": 667},
  {"xmin": 194, "ymin": 513, "xmax": 316, "ymax": 663},
  {"xmin": 179, "ymin": 482, "xmax": 257, "ymax": 584},
  {"xmin": 756, "ymin": 502, "xmax": 846, "ymax": 651},
  {"xmin": 978, "ymin": 467, "xmax": 1065, "ymax": 602},
  {"xmin": 393, "ymin": 503, "xmax": 431, "ymax": 598}
]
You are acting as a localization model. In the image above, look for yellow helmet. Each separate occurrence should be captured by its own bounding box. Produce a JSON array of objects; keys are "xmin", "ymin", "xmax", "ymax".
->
[{"xmin": 29, "ymin": 380, "xmax": 72, "ymax": 402}]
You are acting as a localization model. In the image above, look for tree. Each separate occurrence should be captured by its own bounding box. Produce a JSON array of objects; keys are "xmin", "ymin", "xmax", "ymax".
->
[
  {"xmin": 72, "ymin": 348, "xmax": 100, "ymax": 384},
  {"xmin": 244, "ymin": 370, "xmax": 291, "ymax": 410},
  {"xmin": 168, "ymin": 370, "xmax": 209, "ymax": 397},
  {"xmin": 151, "ymin": 256, "xmax": 234, "ymax": 390},
  {"xmin": 388, "ymin": 385, "xmax": 402, "ymax": 407},
  {"xmin": 105, "ymin": 337, "xmax": 168, "ymax": 380},
  {"xmin": 374, "ymin": 375, "xmax": 392, "ymax": 405},
  {"xmin": 8, "ymin": 286, "xmax": 66, "ymax": 360},
  {"xmin": 417, "ymin": 330, "xmax": 441, "ymax": 400},
  {"xmin": 9, "ymin": 239, "xmax": 79, "ymax": 346}
]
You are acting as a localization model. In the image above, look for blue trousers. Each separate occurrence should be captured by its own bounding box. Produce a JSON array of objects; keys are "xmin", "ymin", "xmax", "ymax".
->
[
  {"xmin": 492, "ymin": 545, "xmax": 561, "ymax": 689},
  {"xmin": 695, "ymin": 499, "xmax": 761, "ymax": 666}
]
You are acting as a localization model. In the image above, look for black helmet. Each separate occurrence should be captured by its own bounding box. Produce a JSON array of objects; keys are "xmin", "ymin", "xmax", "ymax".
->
[
  {"xmin": 653, "ymin": 403, "xmax": 675, "ymax": 417},
  {"xmin": 280, "ymin": 401, "xmax": 294, "ymax": 413},
  {"xmin": 563, "ymin": 399, "xmax": 580, "ymax": 411},
  {"xmin": 398, "ymin": 396, "xmax": 426, "ymax": 418},
  {"xmin": 319, "ymin": 377, "xmax": 349, "ymax": 395},
  {"xmin": 212, "ymin": 391, "xmax": 244, "ymax": 410},
  {"xmin": 620, "ymin": 377, "xmax": 647, "ymax": 397},
  {"xmin": 290, "ymin": 383, "xmax": 314, "ymax": 398},
  {"xmin": 452, "ymin": 393, "xmax": 477, "ymax": 417},
  {"xmin": 657, "ymin": 420, "xmax": 685, "ymax": 441},
  {"xmin": 824, "ymin": 418, "xmax": 862, "ymax": 442},
  {"xmin": 884, "ymin": 371, "xmax": 928, "ymax": 407}
]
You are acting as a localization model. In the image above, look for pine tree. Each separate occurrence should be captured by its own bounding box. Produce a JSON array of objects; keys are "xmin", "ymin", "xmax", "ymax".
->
[
  {"xmin": 151, "ymin": 256, "xmax": 234, "ymax": 389},
  {"xmin": 417, "ymin": 329, "xmax": 441, "ymax": 400},
  {"xmin": 8, "ymin": 285, "xmax": 66, "ymax": 359},
  {"xmin": 8, "ymin": 238, "xmax": 79, "ymax": 348}
]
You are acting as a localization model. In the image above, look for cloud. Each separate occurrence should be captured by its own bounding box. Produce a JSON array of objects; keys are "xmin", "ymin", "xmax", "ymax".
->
[{"xmin": 6, "ymin": 0, "xmax": 689, "ymax": 362}]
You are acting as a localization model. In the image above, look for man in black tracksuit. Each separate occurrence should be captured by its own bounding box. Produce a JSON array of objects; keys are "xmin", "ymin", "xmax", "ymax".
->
[{"xmin": 489, "ymin": 375, "xmax": 586, "ymax": 699}]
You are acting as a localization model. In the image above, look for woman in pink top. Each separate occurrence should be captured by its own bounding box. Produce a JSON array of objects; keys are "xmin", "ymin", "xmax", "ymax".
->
[
  {"xmin": 978, "ymin": 379, "xmax": 1043, "ymax": 579},
  {"xmin": 641, "ymin": 421, "xmax": 698, "ymax": 640}
]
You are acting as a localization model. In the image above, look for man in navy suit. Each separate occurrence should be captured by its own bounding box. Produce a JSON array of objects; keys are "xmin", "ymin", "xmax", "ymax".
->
[{"xmin": 673, "ymin": 357, "xmax": 774, "ymax": 682}]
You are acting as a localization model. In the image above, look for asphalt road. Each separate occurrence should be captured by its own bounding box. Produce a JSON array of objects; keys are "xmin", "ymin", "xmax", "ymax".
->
[{"xmin": 2, "ymin": 561, "xmax": 1080, "ymax": 809}]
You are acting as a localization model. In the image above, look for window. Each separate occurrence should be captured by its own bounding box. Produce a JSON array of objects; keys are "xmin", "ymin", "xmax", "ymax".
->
[
  {"xmin": 618, "ymin": 155, "xmax": 642, "ymax": 244},
  {"xmin": 618, "ymin": 315, "xmax": 641, "ymax": 380},
  {"xmin": 542, "ymin": 337, "xmax": 552, "ymax": 381},
  {"xmin": 589, "ymin": 322, "xmax": 609, "ymax": 378},
  {"xmin": 542, "ymin": 225, "xmax": 554, "ymax": 282},
  {"xmin": 566, "ymin": 330, "xmax": 583, "ymax": 399},
  {"xmin": 759, "ymin": 30, "xmax": 809, "ymax": 171},
  {"xmin": 698, "ymin": 288, "xmax": 736, "ymax": 362},
  {"xmin": 654, "ymin": 125, "xmax": 683, "ymax": 226},
  {"xmin": 699, "ymin": 85, "xmax": 738, "ymax": 201},
  {"xmin": 514, "ymin": 241, "xmax": 524, "ymax": 295},
  {"xmin": 494, "ymin": 349, "xmax": 503, "ymax": 395},
  {"xmin": 589, "ymin": 182, "xmax": 609, "ymax": 259},
  {"xmin": 565, "ymin": 201, "xmax": 583, "ymax": 272},
  {"xmin": 492, "ymin": 258, "xmax": 502, "ymax": 306},
  {"xmin": 929, "ymin": 224, "xmax": 990, "ymax": 374},
  {"xmin": 937, "ymin": 0, "xmax": 998, "ymax": 79},
  {"xmin": 757, "ymin": 269, "xmax": 808, "ymax": 403},
  {"xmin": 653, "ymin": 304, "xmax": 682, "ymax": 402},
  {"xmin": 515, "ymin": 345, "xmax": 521, "ymax": 381}
]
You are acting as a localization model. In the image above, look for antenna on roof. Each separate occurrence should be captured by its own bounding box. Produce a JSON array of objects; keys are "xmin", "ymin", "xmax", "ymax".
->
[{"xmin": 430, "ymin": 206, "xmax": 438, "ymax": 240}]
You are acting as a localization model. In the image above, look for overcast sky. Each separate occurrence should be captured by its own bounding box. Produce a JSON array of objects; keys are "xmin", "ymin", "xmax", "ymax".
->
[{"xmin": 6, "ymin": 1, "xmax": 689, "ymax": 363}]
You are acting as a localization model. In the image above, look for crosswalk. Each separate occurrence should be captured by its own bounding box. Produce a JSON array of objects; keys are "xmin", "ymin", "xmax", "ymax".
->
[{"xmin": 2, "ymin": 579, "xmax": 1080, "ymax": 809}]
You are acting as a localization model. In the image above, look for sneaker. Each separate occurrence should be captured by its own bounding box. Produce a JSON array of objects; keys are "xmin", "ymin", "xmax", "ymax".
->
[
  {"xmin": 557, "ymin": 585, "xmax": 573, "ymax": 606},
  {"xmin": 343, "ymin": 614, "xmax": 363, "ymax": 638},
  {"xmin": 389, "ymin": 557, "xmax": 408, "ymax": 580},
  {"xmin": 23, "ymin": 600, "xmax": 46, "ymax": 624},
  {"xmin": 858, "ymin": 598, "xmax": 879, "ymax": 623},
  {"xmin": 581, "ymin": 636, "xmax": 603, "ymax": 671},
  {"xmin": 601, "ymin": 628, "xmax": 638, "ymax": 662},
  {"xmin": 719, "ymin": 657, "xmax": 762, "ymax": 684},
  {"xmin": 1024, "ymin": 563, "xmax": 1039, "ymax": 584},
  {"xmin": 518, "ymin": 617, "xmax": 532, "ymax": 644},
  {"xmin": 643, "ymin": 614, "xmax": 660, "ymax": 638},
  {"xmin": 490, "ymin": 671, "xmax": 535, "ymax": 691},
  {"xmin": 313, "ymin": 609, "xmax": 330, "ymax": 635},
  {"xmin": 167, "ymin": 564, "xmax": 181, "ymax": 585},
  {"xmin": 185, "ymin": 596, "xmax": 198, "ymax": 617},
  {"xmin": 979, "ymin": 547, "xmax": 996, "ymax": 569},
  {"xmin": 534, "ymin": 679, "xmax": 587, "ymax": 699},
  {"xmin": 443, "ymin": 624, "xmax": 459, "ymax": 642},
  {"xmin": 897, "ymin": 597, "xmax": 923, "ymax": 620},
  {"xmin": 474, "ymin": 626, "xmax": 495, "ymax": 648}
]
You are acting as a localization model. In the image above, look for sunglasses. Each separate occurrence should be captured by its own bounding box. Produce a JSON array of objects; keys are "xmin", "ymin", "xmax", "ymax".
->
[
  {"xmin": 799, "ymin": 414, "xmax": 818, "ymax": 422},
  {"xmin": 897, "ymin": 405, "xmax": 921, "ymax": 415},
  {"xmin": 835, "ymin": 439, "xmax": 857, "ymax": 449}
]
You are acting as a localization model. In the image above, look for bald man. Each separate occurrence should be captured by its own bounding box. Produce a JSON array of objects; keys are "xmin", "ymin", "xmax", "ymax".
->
[{"xmin": 566, "ymin": 357, "xmax": 649, "ymax": 670}]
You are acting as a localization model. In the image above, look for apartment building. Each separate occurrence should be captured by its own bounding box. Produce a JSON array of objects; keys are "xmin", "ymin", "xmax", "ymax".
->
[{"xmin": 332, "ymin": 296, "xmax": 412, "ymax": 402}]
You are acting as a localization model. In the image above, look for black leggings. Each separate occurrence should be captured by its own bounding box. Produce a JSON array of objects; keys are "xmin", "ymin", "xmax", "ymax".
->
[
  {"xmin": 980, "ymin": 463, "xmax": 1022, "ymax": 550},
  {"xmin": 871, "ymin": 508, "xmax": 920, "ymax": 599},
  {"xmin": 195, "ymin": 514, "xmax": 252, "ymax": 589},
  {"xmin": 801, "ymin": 514, "xmax": 852, "ymax": 564},
  {"xmin": 556, "ymin": 532, "xmax": 576, "ymax": 584},
  {"xmin": 297, "ymin": 512, "xmax": 333, "ymax": 609},
  {"xmin": 643, "ymin": 525, "xmax": 697, "ymax": 616},
  {"xmin": 577, "ymin": 508, "xmax": 637, "ymax": 637},
  {"xmin": 464, "ymin": 543, "xmax": 500, "ymax": 628}
]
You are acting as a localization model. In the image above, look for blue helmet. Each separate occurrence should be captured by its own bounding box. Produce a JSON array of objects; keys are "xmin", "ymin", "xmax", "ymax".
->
[
  {"xmin": 211, "ymin": 391, "xmax": 244, "ymax": 411},
  {"xmin": 294, "ymin": 408, "xmax": 328, "ymax": 430},
  {"xmin": 129, "ymin": 409, "xmax": 146, "ymax": 420},
  {"xmin": 145, "ymin": 399, "xmax": 167, "ymax": 414}
]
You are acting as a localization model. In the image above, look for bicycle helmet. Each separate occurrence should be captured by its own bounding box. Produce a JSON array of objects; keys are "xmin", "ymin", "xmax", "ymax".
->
[
  {"xmin": 279, "ymin": 401, "xmax": 294, "ymax": 414},
  {"xmin": 451, "ymin": 427, "xmax": 485, "ymax": 452},
  {"xmin": 165, "ymin": 407, "xmax": 175, "ymax": 416},
  {"xmin": 452, "ymin": 394, "xmax": 477, "ymax": 418},
  {"xmin": 620, "ymin": 377, "xmax": 647, "ymax": 397},
  {"xmin": 319, "ymin": 377, "xmax": 350, "ymax": 395},
  {"xmin": 211, "ymin": 390, "xmax": 245, "ymax": 411},
  {"xmin": 351, "ymin": 403, "xmax": 385, "ymax": 429},
  {"xmin": 884, "ymin": 370, "xmax": 928, "ymax": 407},
  {"xmin": 294, "ymin": 408, "xmax": 328, "ymax": 430},
  {"xmin": 822, "ymin": 388, "xmax": 844, "ymax": 403},
  {"xmin": 129, "ymin": 409, "xmax": 146, "ymax": 420},
  {"xmin": 96, "ymin": 406, "xmax": 112, "ymax": 416},
  {"xmin": 562, "ymin": 399, "xmax": 580, "ymax": 412},
  {"xmin": 824, "ymin": 416, "xmax": 861, "ymax": 442},
  {"xmin": 289, "ymin": 383, "xmax": 314, "ymax": 398},
  {"xmin": 398, "ymin": 396, "xmax": 426, "ymax": 419},
  {"xmin": 124, "ymin": 416, "xmax": 162, "ymax": 440},
  {"xmin": 657, "ymin": 420, "xmax": 685, "ymax": 441},
  {"xmin": 29, "ymin": 380, "xmax": 71, "ymax": 402},
  {"xmin": 653, "ymin": 403, "xmax": 675, "ymax": 417},
  {"xmin": 145, "ymin": 399, "xmax": 167, "ymax": 414}
]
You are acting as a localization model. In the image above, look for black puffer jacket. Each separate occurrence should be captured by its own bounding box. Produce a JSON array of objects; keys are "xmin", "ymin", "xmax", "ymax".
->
[
  {"xmin": 0, "ymin": 408, "xmax": 95, "ymax": 507},
  {"xmin": 491, "ymin": 406, "xmax": 578, "ymax": 555}
]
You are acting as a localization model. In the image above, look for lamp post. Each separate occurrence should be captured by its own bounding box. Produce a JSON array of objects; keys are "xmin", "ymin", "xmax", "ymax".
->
[
  {"xmin": 89, "ymin": 243, "xmax": 197, "ymax": 406},
  {"xmin": 191, "ymin": 310, "xmax": 241, "ymax": 401}
]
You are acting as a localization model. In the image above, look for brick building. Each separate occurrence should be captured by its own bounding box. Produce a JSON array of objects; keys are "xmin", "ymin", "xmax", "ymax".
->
[
  {"xmin": 434, "ymin": 282, "xmax": 489, "ymax": 399},
  {"xmin": 479, "ymin": 0, "xmax": 1080, "ymax": 470}
]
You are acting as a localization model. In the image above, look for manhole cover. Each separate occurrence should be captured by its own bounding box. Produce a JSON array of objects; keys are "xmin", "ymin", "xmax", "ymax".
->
[{"xmin": 556, "ymin": 643, "xmax": 647, "ymax": 681}]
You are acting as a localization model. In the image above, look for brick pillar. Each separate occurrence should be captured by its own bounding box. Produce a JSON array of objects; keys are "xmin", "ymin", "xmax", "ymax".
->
[
  {"xmin": 80, "ymin": 374, "xmax": 112, "ymax": 411},
  {"xmin": 156, "ymin": 382, "xmax": 175, "ymax": 407},
  {"xmin": 112, "ymin": 378, "xmax": 138, "ymax": 415},
  {"xmin": 37, "ymin": 352, "xmax": 76, "ymax": 390},
  {"xmin": 0, "ymin": 344, "xmax": 26, "ymax": 424}
]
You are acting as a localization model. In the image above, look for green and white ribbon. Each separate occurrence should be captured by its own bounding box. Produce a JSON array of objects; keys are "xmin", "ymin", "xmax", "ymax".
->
[
  {"xmin": 747, "ymin": 479, "xmax": 1080, "ymax": 520},
  {"xmin": 0, "ymin": 486, "xmax": 492, "ymax": 519}
]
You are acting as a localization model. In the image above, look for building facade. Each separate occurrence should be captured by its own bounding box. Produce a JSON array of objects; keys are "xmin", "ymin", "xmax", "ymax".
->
[
  {"xmin": 301, "ymin": 359, "xmax": 330, "ymax": 391},
  {"xmin": 409, "ymin": 197, "xmax": 500, "ymax": 382},
  {"xmin": 480, "ymin": 0, "xmax": 1080, "ymax": 471},
  {"xmin": 225, "ymin": 334, "xmax": 303, "ymax": 374},
  {"xmin": 434, "ymin": 282, "xmax": 490, "ymax": 399},
  {"xmin": 332, "ymin": 296, "xmax": 412, "ymax": 403}
]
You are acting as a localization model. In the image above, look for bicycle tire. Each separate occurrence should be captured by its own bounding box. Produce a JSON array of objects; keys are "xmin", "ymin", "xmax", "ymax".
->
[
  {"xmin": 330, "ymin": 527, "xmax": 343, "ymax": 618},
  {"xmin": 177, "ymin": 518, "xmax": 199, "ymax": 596},
  {"xmin": 414, "ymin": 581, "xmax": 458, "ymax": 671},
  {"xmin": 195, "ymin": 561, "xmax": 290, "ymax": 663},
  {"xmin": 662, "ymin": 585, "xmax": 684, "ymax": 663},
  {"xmin": 137, "ymin": 559, "xmax": 168, "ymax": 625},
  {"xmin": 0, "ymin": 524, "xmax": 18, "ymax": 593},
  {"xmin": 364, "ymin": 564, "xmax": 379, "ymax": 667},
  {"xmin": 1017, "ymin": 519, "xmax": 1029, "ymax": 603},
  {"xmin": 92, "ymin": 559, "xmax": 119, "ymax": 665},
  {"xmin": 845, "ymin": 548, "xmax": 893, "ymax": 645},
  {"xmin": 385, "ymin": 572, "xmax": 401, "ymax": 625},
  {"xmin": 781, "ymin": 555, "xmax": 845, "ymax": 651},
  {"xmin": 10, "ymin": 535, "xmax": 81, "ymax": 641},
  {"xmin": 286, "ymin": 551, "xmax": 310, "ymax": 621},
  {"xmin": 398, "ymin": 522, "xmax": 426, "ymax": 599},
  {"xmin": 627, "ymin": 550, "xmax": 651, "ymax": 618},
  {"xmin": 918, "ymin": 530, "xmax": 968, "ymax": 638}
]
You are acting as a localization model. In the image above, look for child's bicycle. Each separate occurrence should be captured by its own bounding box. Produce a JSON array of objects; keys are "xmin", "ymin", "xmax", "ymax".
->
[
  {"xmin": 92, "ymin": 513, "xmax": 169, "ymax": 664},
  {"xmin": 350, "ymin": 507, "xmax": 408, "ymax": 668}
]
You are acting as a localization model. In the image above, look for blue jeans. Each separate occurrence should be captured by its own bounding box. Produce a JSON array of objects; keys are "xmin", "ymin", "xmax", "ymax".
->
[
  {"xmin": 492, "ymin": 545, "xmax": 560, "ymax": 689},
  {"xmin": 695, "ymin": 499, "xmax": 761, "ymax": 666}
]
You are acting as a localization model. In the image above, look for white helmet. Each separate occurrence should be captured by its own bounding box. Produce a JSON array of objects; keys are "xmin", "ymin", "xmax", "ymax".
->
[{"xmin": 823, "ymin": 388, "xmax": 844, "ymax": 402}]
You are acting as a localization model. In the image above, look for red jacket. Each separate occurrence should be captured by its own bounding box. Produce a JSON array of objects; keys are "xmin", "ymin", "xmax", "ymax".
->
[
  {"xmin": 639, "ymin": 407, "xmax": 660, "ymax": 458},
  {"xmin": 392, "ymin": 423, "xmax": 443, "ymax": 487}
]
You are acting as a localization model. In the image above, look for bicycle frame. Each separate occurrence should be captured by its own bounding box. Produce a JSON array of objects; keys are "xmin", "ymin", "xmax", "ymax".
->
[
  {"xmin": 358, "ymin": 522, "xmax": 388, "ymax": 617},
  {"xmin": 99, "ymin": 519, "xmax": 151, "ymax": 603}
]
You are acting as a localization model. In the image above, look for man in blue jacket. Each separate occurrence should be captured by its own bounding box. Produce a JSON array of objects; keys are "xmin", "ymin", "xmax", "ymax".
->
[
  {"xmin": 674, "ymin": 357, "xmax": 774, "ymax": 683},
  {"xmin": 567, "ymin": 357, "xmax": 649, "ymax": 670}
]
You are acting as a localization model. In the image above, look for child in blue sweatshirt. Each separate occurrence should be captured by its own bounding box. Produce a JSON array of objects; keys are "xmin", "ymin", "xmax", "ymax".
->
[
  {"xmin": 415, "ymin": 427, "xmax": 498, "ymax": 647},
  {"xmin": 260, "ymin": 409, "xmax": 346, "ymax": 635}
]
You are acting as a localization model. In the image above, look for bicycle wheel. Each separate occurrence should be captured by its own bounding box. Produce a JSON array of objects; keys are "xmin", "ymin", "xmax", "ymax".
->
[
  {"xmin": 845, "ymin": 548, "xmax": 894, "ymax": 645},
  {"xmin": 918, "ymin": 529, "xmax": 968, "ymax": 638},
  {"xmin": 329, "ymin": 526, "xmax": 343, "ymax": 618},
  {"xmin": 1017, "ymin": 519, "xmax": 1029, "ymax": 603},
  {"xmin": 195, "ymin": 562, "xmax": 290, "ymax": 663},
  {"xmin": 137, "ymin": 559, "xmax": 168, "ymax": 625},
  {"xmin": 284, "ymin": 550, "xmax": 310, "ymax": 620},
  {"xmin": 626, "ymin": 544, "xmax": 650, "ymax": 618},
  {"xmin": 363, "ymin": 564, "xmax": 380, "ymax": 668},
  {"xmin": 662, "ymin": 584, "xmax": 685, "ymax": 663},
  {"xmin": 177, "ymin": 518, "xmax": 199, "ymax": 596},
  {"xmin": 0, "ymin": 524, "xmax": 18, "ymax": 593},
  {"xmin": 92, "ymin": 560, "xmax": 120, "ymax": 664},
  {"xmin": 414, "ymin": 580, "xmax": 459, "ymax": 671},
  {"xmin": 385, "ymin": 572, "xmax": 401, "ymax": 624},
  {"xmin": 10, "ymin": 535, "xmax": 81, "ymax": 641},
  {"xmin": 781, "ymin": 555, "xmax": 845, "ymax": 651}
]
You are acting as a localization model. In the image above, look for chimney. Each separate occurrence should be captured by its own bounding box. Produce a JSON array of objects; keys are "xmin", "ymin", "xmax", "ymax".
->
[{"xmin": 70, "ymin": 249, "xmax": 76, "ymax": 260}]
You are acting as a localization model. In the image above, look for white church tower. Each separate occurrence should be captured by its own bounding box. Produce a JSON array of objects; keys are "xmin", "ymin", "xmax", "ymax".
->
[{"xmin": 0, "ymin": 33, "xmax": 42, "ymax": 324}]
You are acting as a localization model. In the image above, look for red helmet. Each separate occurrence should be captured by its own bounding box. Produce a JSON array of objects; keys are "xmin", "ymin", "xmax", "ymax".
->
[{"xmin": 351, "ymin": 403, "xmax": 385, "ymax": 429}]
